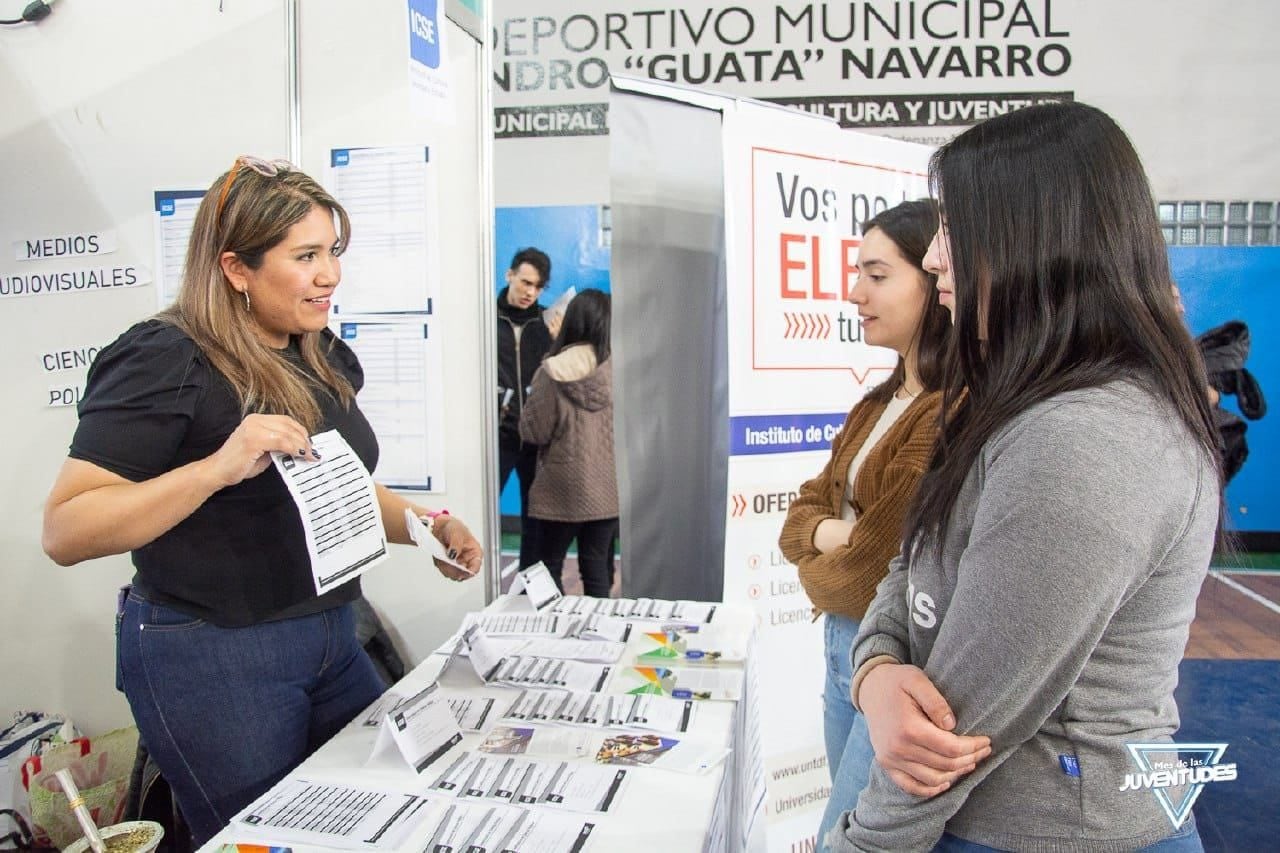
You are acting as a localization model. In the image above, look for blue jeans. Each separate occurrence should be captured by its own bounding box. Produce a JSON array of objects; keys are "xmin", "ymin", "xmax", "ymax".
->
[
  {"xmin": 933, "ymin": 816, "xmax": 1203, "ymax": 852},
  {"xmin": 818, "ymin": 614, "xmax": 876, "ymax": 853},
  {"xmin": 118, "ymin": 593, "xmax": 385, "ymax": 846}
]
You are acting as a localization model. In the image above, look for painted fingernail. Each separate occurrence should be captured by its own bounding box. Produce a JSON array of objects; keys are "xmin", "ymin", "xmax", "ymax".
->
[
  {"xmin": 448, "ymin": 548, "xmax": 459, "ymax": 560},
  {"xmin": 312, "ymin": 449, "xmax": 322, "ymax": 460},
  {"xmin": 297, "ymin": 448, "xmax": 308, "ymax": 457}
]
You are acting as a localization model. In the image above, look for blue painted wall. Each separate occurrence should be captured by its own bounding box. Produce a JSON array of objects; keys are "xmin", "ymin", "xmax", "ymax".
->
[
  {"xmin": 496, "ymin": 204, "xmax": 611, "ymax": 518},
  {"xmin": 1173, "ymin": 247, "xmax": 1279, "ymax": 534}
]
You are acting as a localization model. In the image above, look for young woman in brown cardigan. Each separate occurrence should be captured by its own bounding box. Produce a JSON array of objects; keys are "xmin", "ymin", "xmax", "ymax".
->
[{"xmin": 778, "ymin": 199, "xmax": 950, "ymax": 852}]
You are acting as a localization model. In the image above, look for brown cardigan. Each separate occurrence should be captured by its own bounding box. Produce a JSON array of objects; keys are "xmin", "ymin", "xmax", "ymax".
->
[{"xmin": 778, "ymin": 390, "xmax": 942, "ymax": 619}]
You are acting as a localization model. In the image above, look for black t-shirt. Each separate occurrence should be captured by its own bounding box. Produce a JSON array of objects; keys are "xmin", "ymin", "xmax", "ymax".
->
[{"xmin": 69, "ymin": 320, "xmax": 379, "ymax": 627}]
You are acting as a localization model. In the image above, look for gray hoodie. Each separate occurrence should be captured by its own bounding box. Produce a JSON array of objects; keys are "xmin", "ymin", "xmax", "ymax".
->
[{"xmin": 832, "ymin": 380, "xmax": 1219, "ymax": 852}]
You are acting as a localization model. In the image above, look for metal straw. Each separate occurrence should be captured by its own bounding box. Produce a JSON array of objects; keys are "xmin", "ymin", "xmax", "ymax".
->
[{"xmin": 55, "ymin": 769, "xmax": 106, "ymax": 853}]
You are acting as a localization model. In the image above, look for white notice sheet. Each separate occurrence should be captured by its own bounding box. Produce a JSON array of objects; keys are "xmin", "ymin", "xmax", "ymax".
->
[
  {"xmin": 514, "ymin": 638, "xmax": 624, "ymax": 663},
  {"xmin": 152, "ymin": 190, "xmax": 203, "ymax": 308},
  {"xmin": 490, "ymin": 657, "xmax": 613, "ymax": 692},
  {"xmin": 550, "ymin": 596, "xmax": 719, "ymax": 624},
  {"xmin": 449, "ymin": 695, "xmax": 502, "ymax": 733},
  {"xmin": 538, "ymin": 763, "xmax": 628, "ymax": 813},
  {"xmin": 622, "ymin": 693, "xmax": 699, "ymax": 733},
  {"xmin": 444, "ymin": 634, "xmax": 622, "ymax": 664},
  {"xmin": 428, "ymin": 754, "xmax": 627, "ymax": 814},
  {"xmin": 236, "ymin": 778, "xmax": 432, "ymax": 849},
  {"xmin": 420, "ymin": 801, "xmax": 596, "ymax": 853},
  {"xmin": 335, "ymin": 317, "xmax": 443, "ymax": 491},
  {"xmin": 423, "ymin": 802, "xmax": 521, "ymax": 853},
  {"xmin": 455, "ymin": 805, "xmax": 526, "ymax": 853},
  {"xmin": 500, "ymin": 809, "xmax": 598, "ymax": 853},
  {"xmin": 572, "ymin": 614, "xmax": 634, "ymax": 643},
  {"xmin": 463, "ymin": 611, "xmax": 573, "ymax": 637},
  {"xmin": 327, "ymin": 146, "xmax": 439, "ymax": 315},
  {"xmin": 271, "ymin": 429, "xmax": 387, "ymax": 594}
]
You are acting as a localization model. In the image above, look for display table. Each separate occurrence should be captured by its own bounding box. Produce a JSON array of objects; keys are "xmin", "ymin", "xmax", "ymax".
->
[{"xmin": 200, "ymin": 594, "xmax": 765, "ymax": 853}]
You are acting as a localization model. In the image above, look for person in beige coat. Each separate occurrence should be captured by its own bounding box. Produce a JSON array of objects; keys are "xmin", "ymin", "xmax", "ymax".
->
[{"xmin": 519, "ymin": 289, "xmax": 618, "ymax": 596}]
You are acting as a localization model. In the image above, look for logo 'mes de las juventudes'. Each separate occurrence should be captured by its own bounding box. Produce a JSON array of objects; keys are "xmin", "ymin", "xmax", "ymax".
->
[{"xmin": 1119, "ymin": 742, "xmax": 1236, "ymax": 829}]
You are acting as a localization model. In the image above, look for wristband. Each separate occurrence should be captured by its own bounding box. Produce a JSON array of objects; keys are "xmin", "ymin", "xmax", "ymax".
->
[{"xmin": 420, "ymin": 509, "xmax": 450, "ymax": 533}]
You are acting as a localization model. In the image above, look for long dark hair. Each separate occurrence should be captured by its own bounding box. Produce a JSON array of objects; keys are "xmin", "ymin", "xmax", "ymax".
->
[
  {"xmin": 861, "ymin": 198, "xmax": 951, "ymax": 405},
  {"xmin": 549, "ymin": 288, "xmax": 611, "ymax": 362},
  {"xmin": 906, "ymin": 101, "xmax": 1221, "ymax": 547}
]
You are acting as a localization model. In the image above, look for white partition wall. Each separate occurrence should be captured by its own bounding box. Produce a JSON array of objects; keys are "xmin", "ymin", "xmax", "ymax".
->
[
  {"xmin": 1, "ymin": 1, "xmax": 289, "ymax": 736},
  {"xmin": 0, "ymin": 1, "xmax": 494, "ymax": 734},
  {"xmin": 297, "ymin": 1, "xmax": 494, "ymax": 665}
]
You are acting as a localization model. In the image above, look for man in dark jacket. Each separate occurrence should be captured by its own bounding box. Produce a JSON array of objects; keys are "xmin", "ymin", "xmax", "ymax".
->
[{"xmin": 497, "ymin": 247, "xmax": 554, "ymax": 568}]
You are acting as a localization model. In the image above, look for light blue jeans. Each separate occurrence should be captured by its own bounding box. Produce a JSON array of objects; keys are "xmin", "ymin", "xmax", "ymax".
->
[{"xmin": 818, "ymin": 613, "xmax": 876, "ymax": 853}]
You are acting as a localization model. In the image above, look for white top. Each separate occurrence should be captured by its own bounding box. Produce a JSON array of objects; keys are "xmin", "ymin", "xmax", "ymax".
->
[{"xmin": 841, "ymin": 393, "xmax": 914, "ymax": 522}]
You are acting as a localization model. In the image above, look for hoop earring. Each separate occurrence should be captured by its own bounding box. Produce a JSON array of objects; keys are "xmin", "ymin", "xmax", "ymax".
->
[{"xmin": 243, "ymin": 290, "xmax": 251, "ymax": 311}]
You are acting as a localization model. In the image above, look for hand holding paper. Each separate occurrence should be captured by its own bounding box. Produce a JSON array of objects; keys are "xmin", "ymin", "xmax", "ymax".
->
[
  {"xmin": 405, "ymin": 509, "xmax": 479, "ymax": 579},
  {"xmin": 542, "ymin": 286, "xmax": 576, "ymax": 338},
  {"xmin": 433, "ymin": 514, "xmax": 484, "ymax": 574},
  {"xmin": 272, "ymin": 430, "xmax": 388, "ymax": 594}
]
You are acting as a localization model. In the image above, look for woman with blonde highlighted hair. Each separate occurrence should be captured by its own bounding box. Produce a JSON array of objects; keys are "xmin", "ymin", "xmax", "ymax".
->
[{"xmin": 42, "ymin": 157, "xmax": 482, "ymax": 845}]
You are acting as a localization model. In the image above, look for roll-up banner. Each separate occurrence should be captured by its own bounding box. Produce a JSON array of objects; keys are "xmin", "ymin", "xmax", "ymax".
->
[{"xmin": 720, "ymin": 102, "xmax": 931, "ymax": 850}]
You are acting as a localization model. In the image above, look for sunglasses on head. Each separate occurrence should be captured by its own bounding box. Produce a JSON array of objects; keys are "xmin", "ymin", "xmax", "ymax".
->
[{"xmin": 215, "ymin": 155, "xmax": 294, "ymax": 222}]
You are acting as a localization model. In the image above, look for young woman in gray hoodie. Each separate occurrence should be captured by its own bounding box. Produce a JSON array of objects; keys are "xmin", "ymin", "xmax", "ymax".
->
[{"xmin": 831, "ymin": 102, "xmax": 1222, "ymax": 852}]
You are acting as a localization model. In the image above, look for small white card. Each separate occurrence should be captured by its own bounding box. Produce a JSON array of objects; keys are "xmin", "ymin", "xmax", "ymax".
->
[
  {"xmin": 404, "ymin": 508, "xmax": 476, "ymax": 575},
  {"xmin": 461, "ymin": 625, "xmax": 508, "ymax": 683},
  {"xmin": 510, "ymin": 561, "xmax": 563, "ymax": 611},
  {"xmin": 369, "ymin": 683, "xmax": 463, "ymax": 774}
]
